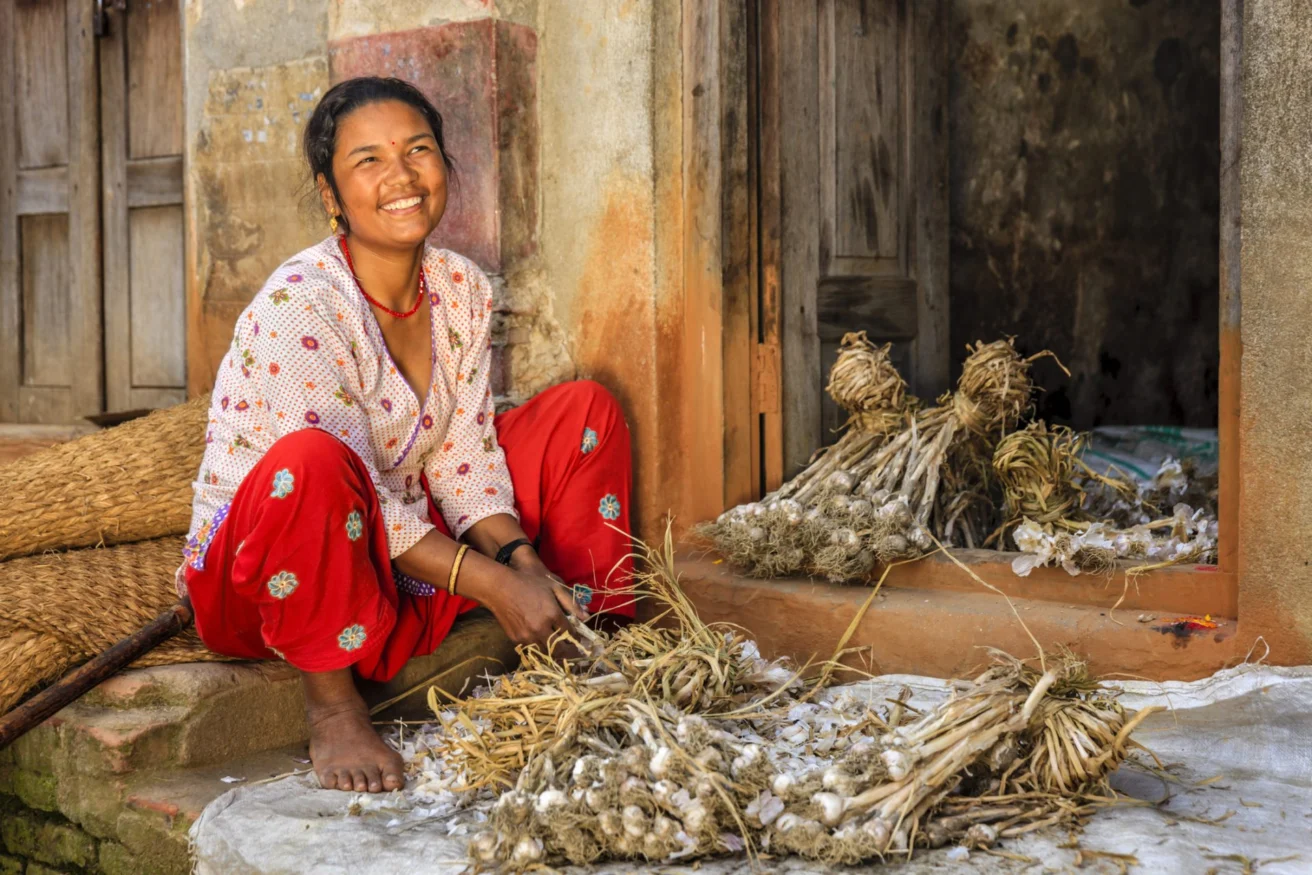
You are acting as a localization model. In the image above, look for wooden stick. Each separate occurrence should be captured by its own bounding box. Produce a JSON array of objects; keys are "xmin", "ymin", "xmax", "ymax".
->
[{"xmin": 0, "ymin": 599, "xmax": 194, "ymax": 749}]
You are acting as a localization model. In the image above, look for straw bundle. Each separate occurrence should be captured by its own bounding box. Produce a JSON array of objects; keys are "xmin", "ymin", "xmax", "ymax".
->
[
  {"xmin": 0, "ymin": 537, "xmax": 228, "ymax": 714},
  {"xmin": 428, "ymin": 532, "xmax": 1155, "ymax": 869},
  {"xmin": 0, "ymin": 394, "xmax": 211, "ymax": 561}
]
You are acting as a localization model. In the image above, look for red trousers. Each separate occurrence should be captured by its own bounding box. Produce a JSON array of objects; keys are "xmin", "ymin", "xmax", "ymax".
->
[{"xmin": 184, "ymin": 380, "xmax": 634, "ymax": 681}]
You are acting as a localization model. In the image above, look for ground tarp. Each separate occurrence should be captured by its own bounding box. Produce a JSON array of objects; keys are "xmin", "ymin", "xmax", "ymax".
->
[{"xmin": 190, "ymin": 664, "xmax": 1312, "ymax": 874}]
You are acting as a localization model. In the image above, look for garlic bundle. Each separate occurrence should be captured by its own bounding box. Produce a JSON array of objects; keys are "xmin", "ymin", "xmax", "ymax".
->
[
  {"xmin": 701, "ymin": 337, "xmax": 1058, "ymax": 581},
  {"xmin": 1011, "ymin": 502, "xmax": 1217, "ymax": 577},
  {"xmin": 449, "ymin": 649, "xmax": 1152, "ymax": 871}
]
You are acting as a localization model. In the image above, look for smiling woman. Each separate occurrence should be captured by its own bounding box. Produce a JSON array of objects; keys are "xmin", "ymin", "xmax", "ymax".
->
[{"xmin": 178, "ymin": 77, "xmax": 636, "ymax": 796}]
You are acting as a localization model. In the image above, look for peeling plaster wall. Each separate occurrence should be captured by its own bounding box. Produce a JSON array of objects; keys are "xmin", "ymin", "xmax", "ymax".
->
[
  {"xmin": 948, "ymin": 0, "xmax": 1219, "ymax": 429},
  {"xmin": 1238, "ymin": 0, "xmax": 1312, "ymax": 663}
]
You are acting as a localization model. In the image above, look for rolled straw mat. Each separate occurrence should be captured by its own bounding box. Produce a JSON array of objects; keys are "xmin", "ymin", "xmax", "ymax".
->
[
  {"xmin": 0, "ymin": 394, "xmax": 210, "ymax": 562},
  {"xmin": 0, "ymin": 536, "xmax": 232, "ymax": 714}
]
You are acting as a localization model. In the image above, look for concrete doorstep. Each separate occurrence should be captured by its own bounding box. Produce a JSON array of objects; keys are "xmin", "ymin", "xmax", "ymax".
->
[{"xmin": 0, "ymin": 612, "xmax": 514, "ymax": 875}]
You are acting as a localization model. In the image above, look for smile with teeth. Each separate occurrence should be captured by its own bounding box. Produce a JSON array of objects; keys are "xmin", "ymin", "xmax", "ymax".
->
[{"xmin": 382, "ymin": 196, "xmax": 422, "ymax": 212}]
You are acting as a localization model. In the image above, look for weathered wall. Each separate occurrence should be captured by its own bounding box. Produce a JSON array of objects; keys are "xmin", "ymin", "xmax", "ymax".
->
[
  {"xmin": 1237, "ymin": 0, "xmax": 1312, "ymax": 663},
  {"xmin": 183, "ymin": 0, "xmax": 331, "ymax": 398},
  {"xmin": 949, "ymin": 0, "xmax": 1219, "ymax": 428},
  {"xmin": 184, "ymin": 0, "xmax": 672, "ymax": 533}
]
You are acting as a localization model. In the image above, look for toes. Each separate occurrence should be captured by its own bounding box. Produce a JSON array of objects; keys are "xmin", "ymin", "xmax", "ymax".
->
[
  {"xmin": 336, "ymin": 769, "xmax": 355, "ymax": 791},
  {"xmin": 382, "ymin": 768, "xmax": 405, "ymax": 791},
  {"xmin": 363, "ymin": 764, "xmax": 383, "ymax": 794},
  {"xmin": 352, "ymin": 769, "xmax": 369, "ymax": 793},
  {"xmin": 317, "ymin": 768, "xmax": 337, "ymax": 790}
]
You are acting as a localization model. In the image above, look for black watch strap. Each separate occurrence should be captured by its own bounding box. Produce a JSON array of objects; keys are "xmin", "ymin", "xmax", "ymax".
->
[{"xmin": 494, "ymin": 538, "xmax": 533, "ymax": 566}]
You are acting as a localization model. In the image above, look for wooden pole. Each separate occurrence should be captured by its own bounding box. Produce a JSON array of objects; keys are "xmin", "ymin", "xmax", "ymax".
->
[{"xmin": 0, "ymin": 599, "xmax": 193, "ymax": 750}]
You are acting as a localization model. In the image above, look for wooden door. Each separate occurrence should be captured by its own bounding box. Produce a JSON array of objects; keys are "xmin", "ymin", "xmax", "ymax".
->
[
  {"xmin": 0, "ymin": 0, "xmax": 185, "ymax": 426},
  {"xmin": 767, "ymin": 0, "xmax": 948, "ymax": 474},
  {"xmin": 0, "ymin": 0, "xmax": 103, "ymax": 424},
  {"xmin": 100, "ymin": 0, "xmax": 187, "ymax": 411}
]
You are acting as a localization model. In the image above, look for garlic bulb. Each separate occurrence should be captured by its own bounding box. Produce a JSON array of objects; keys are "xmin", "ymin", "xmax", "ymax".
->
[
  {"xmin": 881, "ymin": 748, "xmax": 913, "ymax": 781},
  {"xmin": 648, "ymin": 746, "xmax": 673, "ymax": 778},
  {"xmin": 812, "ymin": 791, "xmax": 846, "ymax": 826},
  {"xmin": 621, "ymin": 804, "xmax": 649, "ymax": 838},
  {"xmin": 827, "ymin": 470, "xmax": 856, "ymax": 493},
  {"xmin": 511, "ymin": 836, "xmax": 544, "ymax": 865},
  {"xmin": 533, "ymin": 789, "xmax": 567, "ymax": 813},
  {"xmin": 469, "ymin": 831, "xmax": 499, "ymax": 863},
  {"xmin": 965, "ymin": 823, "xmax": 997, "ymax": 849},
  {"xmin": 771, "ymin": 773, "xmax": 795, "ymax": 798}
]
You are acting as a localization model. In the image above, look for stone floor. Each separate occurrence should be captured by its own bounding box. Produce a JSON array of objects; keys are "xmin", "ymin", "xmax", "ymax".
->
[{"xmin": 0, "ymin": 612, "xmax": 514, "ymax": 875}]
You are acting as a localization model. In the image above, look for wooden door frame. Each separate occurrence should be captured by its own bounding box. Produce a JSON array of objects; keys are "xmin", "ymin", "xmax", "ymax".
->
[
  {"xmin": 1217, "ymin": 0, "xmax": 1240, "ymax": 595},
  {"xmin": 675, "ymin": 0, "xmax": 753, "ymax": 526},
  {"xmin": 676, "ymin": 0, "xmax": 787, "ymax": 526}
]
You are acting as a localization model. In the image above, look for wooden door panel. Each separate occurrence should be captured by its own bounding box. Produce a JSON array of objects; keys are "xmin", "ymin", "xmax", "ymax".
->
[
  {"xmin": 816, "ymin": 275, "xmax": 917, "ymax": 343},
  {"xmin": 128, "ymin": 205, "xmax": 186, "ymax": 390},
  {"xmin": 16, "ymin": 167, "xmax": 69, "ymax": 214},
  {"xmin": 127, "ymin": 0, "xmax": 183, "ymax": 160},
  {"xmin": 20, "ymin": 215, "xmax": 73, "ymax": 389},
  {"xmin": 827, "ymin": 0, "xmax": 900, "ymax": 263},
  {"xmin": 1, "ymin": 0, "xmax": 102, "ymax": 424},
  {"xmin": 15, "ymin": 0, "xmax": 70, "ymax": 170}
]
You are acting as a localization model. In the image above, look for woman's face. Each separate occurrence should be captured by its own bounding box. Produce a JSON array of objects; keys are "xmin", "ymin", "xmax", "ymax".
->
[{"xmin": 320, "ymin": 100, "xmax": 448, "ymax": 251}]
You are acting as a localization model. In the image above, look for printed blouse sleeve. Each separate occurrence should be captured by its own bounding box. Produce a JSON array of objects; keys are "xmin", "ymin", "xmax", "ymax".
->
[
  {"xmin": 250, "ymin": 289, "xmax": 435, "ymax": 558},
  {"xmin": 425, "ymin": 261, "xmax": 518, "ymax": 538}
]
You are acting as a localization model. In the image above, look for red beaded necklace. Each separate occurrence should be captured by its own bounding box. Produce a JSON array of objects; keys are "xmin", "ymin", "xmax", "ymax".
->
[{"xmin": 337, "ymin": 235, "xmax": 427, "ymax": 319}]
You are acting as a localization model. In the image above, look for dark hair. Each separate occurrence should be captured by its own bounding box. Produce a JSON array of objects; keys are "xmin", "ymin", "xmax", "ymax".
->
[{"xmin": 302, "ymin": 76, "xmax": 456, "ymax": 233}]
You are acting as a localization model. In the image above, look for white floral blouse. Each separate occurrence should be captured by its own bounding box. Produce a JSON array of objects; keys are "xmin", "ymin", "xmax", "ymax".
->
[{"xmin": 181, "ymin": 237, "xmax": 517, "ymax": 579}]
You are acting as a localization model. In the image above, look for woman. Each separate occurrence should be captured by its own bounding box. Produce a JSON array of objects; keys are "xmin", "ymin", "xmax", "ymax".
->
[{"xmin": 180, "ymin": 77, "xmax": 634, "ymax": 795}]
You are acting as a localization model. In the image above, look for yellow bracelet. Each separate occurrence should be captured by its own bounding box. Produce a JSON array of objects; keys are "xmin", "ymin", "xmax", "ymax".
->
[{"xmin": 448, "ymin": 544, "xmax": 469, "ymax": 596}]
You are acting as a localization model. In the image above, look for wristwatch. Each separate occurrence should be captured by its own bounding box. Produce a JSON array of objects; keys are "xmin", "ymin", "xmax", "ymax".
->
[{"xmin": 494, "ymin": 538, "xmax": 533, "ymax": 566}]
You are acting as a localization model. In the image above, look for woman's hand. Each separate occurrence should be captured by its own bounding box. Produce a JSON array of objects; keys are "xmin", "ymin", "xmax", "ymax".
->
[
  {"xmin": 508, "ymin": 548, "xmax": 589, "ymax": 624},
  {"xmin": 481, "ymin": 565, "xmax": 587, "ymax": 652},
  {"xmin": 393, "ymin": 526, "xmax": 587, "ymax": 653}
]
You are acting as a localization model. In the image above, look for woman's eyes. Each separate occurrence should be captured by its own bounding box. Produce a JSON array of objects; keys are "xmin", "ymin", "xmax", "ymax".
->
[{"xmin": 355, "ymin": 146, "xmax": 428, "ymax": 167}]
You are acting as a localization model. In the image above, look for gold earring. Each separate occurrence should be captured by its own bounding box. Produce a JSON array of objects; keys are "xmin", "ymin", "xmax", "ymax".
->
[{"xmin": 329, "ymin": 215, "xmax": 339, "ymax": 234}]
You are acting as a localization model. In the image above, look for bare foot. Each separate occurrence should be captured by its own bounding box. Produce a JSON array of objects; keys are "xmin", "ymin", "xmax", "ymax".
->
[
  {"xmin": 300, "ymin": 668, "xmax": 404, "ymax": 793},
  {"xmin": 307, "ymin": 705, "xmax": 405, "ymax": 793}
]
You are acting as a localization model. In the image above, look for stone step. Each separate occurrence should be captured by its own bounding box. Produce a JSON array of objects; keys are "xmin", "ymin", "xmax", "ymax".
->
[{"xmin": 1, "ymin": 611, "xmax": 515, "ymax": 874}]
